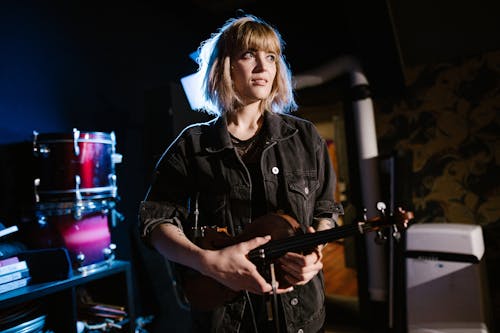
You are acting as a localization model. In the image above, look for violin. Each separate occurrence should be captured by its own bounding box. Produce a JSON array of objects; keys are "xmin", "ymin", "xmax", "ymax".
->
[{"xmin": 178, "ymin": 204, "xmax": 413, "ymax": 311}]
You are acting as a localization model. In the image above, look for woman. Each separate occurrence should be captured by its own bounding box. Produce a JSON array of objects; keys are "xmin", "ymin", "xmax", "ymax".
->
[{"xmin": 139, "ymin": 14, "xmax": 341, "ymax": 333}]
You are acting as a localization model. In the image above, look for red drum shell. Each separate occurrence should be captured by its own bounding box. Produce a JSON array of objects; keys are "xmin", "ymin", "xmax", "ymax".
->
[
  {"xmin": 33, "ymin": 131, "xmax": 118, "ymax": 201},
  {"xmin": 34, "ymin": 201, "xmax": 114, "ymax": 270}
]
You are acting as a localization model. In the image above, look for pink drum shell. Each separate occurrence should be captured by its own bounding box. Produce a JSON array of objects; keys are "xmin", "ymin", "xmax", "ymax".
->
[{"xmin": 33, "ymin": 201, "xmax": 113, "ymax": 269}]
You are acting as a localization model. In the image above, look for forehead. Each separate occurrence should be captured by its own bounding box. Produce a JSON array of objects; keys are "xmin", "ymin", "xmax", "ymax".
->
[{"xmin": 233, "ymin": 22, "xmax": 281, "ymax": 54}]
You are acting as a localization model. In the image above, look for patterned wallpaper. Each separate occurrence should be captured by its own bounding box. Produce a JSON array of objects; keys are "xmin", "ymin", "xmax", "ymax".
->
[{"xmin": 376, "ymin": 50, "xmax": 500, "ymax": 226}]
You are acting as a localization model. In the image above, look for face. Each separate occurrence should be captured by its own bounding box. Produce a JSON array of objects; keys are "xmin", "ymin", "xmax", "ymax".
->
[{"xmin": 231, "ymin": 49, "xmax": 277, "ymax": 106}]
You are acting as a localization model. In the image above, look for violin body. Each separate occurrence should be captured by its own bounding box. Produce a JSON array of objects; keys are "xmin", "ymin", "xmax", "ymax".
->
[{"xmin": 181, "ymin": 213, "xmax": 305, "ymax": 311}]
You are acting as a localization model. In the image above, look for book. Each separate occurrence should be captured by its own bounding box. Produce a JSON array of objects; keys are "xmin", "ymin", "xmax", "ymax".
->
[
  {"xmin": 0, "ymin": 276, "xmax": 30, "ymax": 294},
  {"xmin": 0, "ymin": 225, "xmax": 18, "ymax": 238},
  {"xmin": 0, "ymin": 260, "xmax": 28, "ymax": 276},
  {"xmin": 0, "ymin": 268, "xmax": 30, "ymax": 285},
  {"xmin": 0, "ymin": 256, "xmax": 19, "ymax": 267}
]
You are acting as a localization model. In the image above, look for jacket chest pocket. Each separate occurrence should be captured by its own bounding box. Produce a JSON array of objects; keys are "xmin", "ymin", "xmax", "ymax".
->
[
  {"xmin": 286, "ymin": 175, "xmax": 319, "ymax": 225},
  {"xmin": 288, "ymin": 178, "xmax": 319, "ymax": 199}
]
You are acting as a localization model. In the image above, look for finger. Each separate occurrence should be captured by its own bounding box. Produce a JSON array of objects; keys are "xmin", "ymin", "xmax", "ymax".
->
[
  {"xmin": 281, "ymin": 270, "xmax": 312, "ymax": 286},
  {"xmin": 279, "ymin": 251, "xmax": 315, "ymax": 266},
  {"xmin": 279, "ymin": 252, "xmax": 305, "ymax": 264},
  {"xmin": 274, "ymin": 286, "xmax": 294, "ymax": 294},
  {"xmin": 240, "ymin": 235, "xmax": 271, "ymax": 252},
  {"xmin": 250, "ymin": 279, "xmax": 273, "ymax": 294},
  {"xmin": 233, "ymin": 269, "xmax": 273, "ymax": 294},
  {"xmin": 279, "ymin": 258, "xmax": 323, "ymax": 277},
  {"xmin": 281, "ymin": 267, "xmax": 320, "ymax": 286}
]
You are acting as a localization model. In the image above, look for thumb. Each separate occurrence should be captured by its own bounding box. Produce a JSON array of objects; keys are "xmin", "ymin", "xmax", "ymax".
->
[{"xmin": 306, "ymin": 226, "xmax": 316, "ymax": 233}]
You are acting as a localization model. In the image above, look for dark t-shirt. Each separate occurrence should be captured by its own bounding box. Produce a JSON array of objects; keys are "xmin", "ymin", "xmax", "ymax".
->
[{"xmin": 230, "ymin": 126, "xmax": 267, "ymax": 221}]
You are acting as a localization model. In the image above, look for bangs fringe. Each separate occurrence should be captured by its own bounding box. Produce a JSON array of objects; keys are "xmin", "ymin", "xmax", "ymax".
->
[{"xmin": 237, "ymin": 22, "xmax": 281, "ymax": 55}]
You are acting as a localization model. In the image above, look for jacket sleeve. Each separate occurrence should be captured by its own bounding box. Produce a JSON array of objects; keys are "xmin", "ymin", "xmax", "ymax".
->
[
  {"xmin": 138, "ymin": 138, "xmax": 195, "ymax": 243},
  {"xmin": 313, "ymin": 132, "xmax": 344, "ymax": 225}
]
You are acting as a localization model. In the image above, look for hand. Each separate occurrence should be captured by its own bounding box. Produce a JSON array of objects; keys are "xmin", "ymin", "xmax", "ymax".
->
[
  {"xmin": 199, "ymin": 235, "xmax": 293, "ymax": 295},
  {"xmin": 276, "ymin": 226, "xmax": 324, "ymax": 286}
]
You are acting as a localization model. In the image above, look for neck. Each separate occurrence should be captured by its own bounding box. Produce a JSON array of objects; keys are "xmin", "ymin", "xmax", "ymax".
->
[{"xmin": 227, "ymin": 103, "xmax": 264, "ymax": 141}]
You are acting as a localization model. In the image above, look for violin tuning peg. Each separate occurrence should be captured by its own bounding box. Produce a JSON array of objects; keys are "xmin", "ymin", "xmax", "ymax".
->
[
  {"xmin": 376, "ymin": 201, "xmax": 386, "ymax": 215},
  {"xmin": 392, "ymin": 225, "xmax": 401, "ymax": 241}
]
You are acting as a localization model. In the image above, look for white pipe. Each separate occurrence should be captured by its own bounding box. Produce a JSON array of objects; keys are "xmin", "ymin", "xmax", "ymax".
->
[{"xmin": 294, "ymin": 55, "xmax": 365, "ymax": 90}]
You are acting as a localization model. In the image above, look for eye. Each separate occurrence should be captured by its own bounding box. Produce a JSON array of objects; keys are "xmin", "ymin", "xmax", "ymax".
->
[
  {"xmin": 241, "ymin": 51, "xmax": 255, "ymax": 59},
  {"xmin": 266, "ymin": 53, "xmax": 277, "ymax": 62}
]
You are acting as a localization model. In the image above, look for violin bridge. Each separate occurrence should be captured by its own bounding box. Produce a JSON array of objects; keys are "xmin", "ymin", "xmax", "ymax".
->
[
  {"xmin": 357, "ymin": 221, "xmax": 365, "ymax": 234},
  {"xmin": 267, "ymin": 263, "xmax": 279, "ymax": 322}
]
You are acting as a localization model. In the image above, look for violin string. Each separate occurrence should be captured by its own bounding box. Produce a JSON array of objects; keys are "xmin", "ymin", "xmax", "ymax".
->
[{"xmin": 263, "ymin": 224, "xmax": 362, "ymax": 259}]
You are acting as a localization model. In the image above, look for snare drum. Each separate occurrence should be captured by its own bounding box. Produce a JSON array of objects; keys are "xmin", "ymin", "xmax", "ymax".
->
[
  {"xmin": 34, "ymin": 200, "xmax": 116, "ymax": 271},
  {"xmin": 33, "ymin": 129, "xmax": 122, "ymax": 202}
]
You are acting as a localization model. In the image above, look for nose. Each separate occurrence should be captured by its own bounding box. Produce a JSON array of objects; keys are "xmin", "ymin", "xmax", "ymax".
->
[{"xmin": 253, "ymin": 54, "xmax": 267, "ymax": 72}]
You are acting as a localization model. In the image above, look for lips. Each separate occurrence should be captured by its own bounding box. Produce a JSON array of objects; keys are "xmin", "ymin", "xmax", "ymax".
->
[{"xmin": 252, "ymin": 78, "xmax": 268, "ymax": 85}]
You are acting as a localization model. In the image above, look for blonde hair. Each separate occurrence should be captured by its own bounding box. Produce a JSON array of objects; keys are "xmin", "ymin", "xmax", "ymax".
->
[{"xmin": 196, "ymin": 14, "xmax": 297, "ymax": 116}]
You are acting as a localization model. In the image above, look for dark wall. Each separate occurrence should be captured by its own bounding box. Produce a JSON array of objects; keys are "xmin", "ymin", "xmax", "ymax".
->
[{"xmin": 388, "ymin": 0, "xmax": 500, "ymax": 68}]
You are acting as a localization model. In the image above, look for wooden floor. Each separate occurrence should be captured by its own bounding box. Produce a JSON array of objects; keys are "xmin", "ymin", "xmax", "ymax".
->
[
  {"xmin": 322, "ymin": 240, "xmax": 358, "ymax": 297},
  {"xmin": 322, "ymin": 241, "xmax": 366, "ymax": 333}
]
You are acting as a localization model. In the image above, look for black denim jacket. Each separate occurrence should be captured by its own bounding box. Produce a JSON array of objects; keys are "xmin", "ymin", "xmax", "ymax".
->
[{"xmin": 139, "ymin": 111, "xmax": 341, "ymax": 333}]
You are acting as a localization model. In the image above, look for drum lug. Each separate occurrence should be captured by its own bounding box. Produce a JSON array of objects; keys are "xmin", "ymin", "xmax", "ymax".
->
[
  {"xmin": 37, "ymin": 214, "xmax": 47, "ymax": 227},
  {"xmin": 76, "ymin": 252, "xmax": 86, "ymax": 265},
  {"xmin": 33, "ymin": 131, "xmax": 52, "ymax": 158},
  {"xmin": 75, "ymin": 175, "xmax": 82, "ymax": 202},
  {"xmin": 109, "ymin": 174, "xmax": 118, "ymax": 198},
  {"xmin": 34, "ymin": 178, "xmax": 40, "ymax": 203},
  {"xmin": 110, "ymin": 131, "xmax": 122, "ymax": 164},
  {"xmin": 33, "ymin": 130, "xmax": 39, "ymax": 150},
  {"xmin": 73, "ymin": 128, "xmax": 80, "ymax": 156},
  {"xmin": 111, "ymin": 153, "xmax": 123, "ymax": 164},
  {"xmin": 33, "ymin": 130, "xmax": 40, "ymax": 157},
  {"xmin": 73, "ymin": 203, "xmax": 83, "ymax": 220},
  {"xmin": 103, "ymin": 243, "xmax": 116, "ymax": 261}
]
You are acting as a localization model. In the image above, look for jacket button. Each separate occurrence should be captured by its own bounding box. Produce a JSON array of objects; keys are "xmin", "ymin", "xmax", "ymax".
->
[
  {"xmin": 304, "ymin": 187, "xmax": 309, "ymax": 195},
  {"xmin": 290, "ymin": 297, "xmax": 299, "ymax": 306},
  {"xmin": 272, "ymin": 167, "xmax": 279, "ymax": 175},
  {"xmin": 297, "ymin": 329, "xmax": 304, "ymax": 333}
]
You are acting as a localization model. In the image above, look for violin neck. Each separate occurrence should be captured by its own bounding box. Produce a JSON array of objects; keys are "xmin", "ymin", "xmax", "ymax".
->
[{"xmin": 248, "ymin": 222, "xmax": 364, "ymax": 262}]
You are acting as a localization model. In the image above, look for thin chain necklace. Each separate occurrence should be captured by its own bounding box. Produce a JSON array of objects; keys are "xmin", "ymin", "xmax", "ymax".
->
[{"xmin": 230, "ymin": 127, "xmax": 264, "ymax": 161}]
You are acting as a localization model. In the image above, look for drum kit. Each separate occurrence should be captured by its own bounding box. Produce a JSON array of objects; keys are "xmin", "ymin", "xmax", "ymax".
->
[{"xmin": 30, "ymin": 128, "xmax": 123, "ymax": 272}]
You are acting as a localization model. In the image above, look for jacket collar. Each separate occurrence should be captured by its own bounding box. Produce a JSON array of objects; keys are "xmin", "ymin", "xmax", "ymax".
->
[{"xmin": 204, "ymin": 111, "xmax": 298, "ymax": 153}]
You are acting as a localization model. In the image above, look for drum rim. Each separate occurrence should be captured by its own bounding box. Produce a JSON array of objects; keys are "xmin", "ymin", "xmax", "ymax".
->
[
  {"xmin": 37, "ymin": 186, "xmax": 117, "ymax": 194},
  {"xmin": 35, "ymin": 130, "xmax": 112, "ymax": 137},
  {"xmin": 34, "ymin": 131, "xmax": 115, "ymax": 144},
  {"xmin": 36, "ymin": 199, "xmax": 115, "ymax": 216}
]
